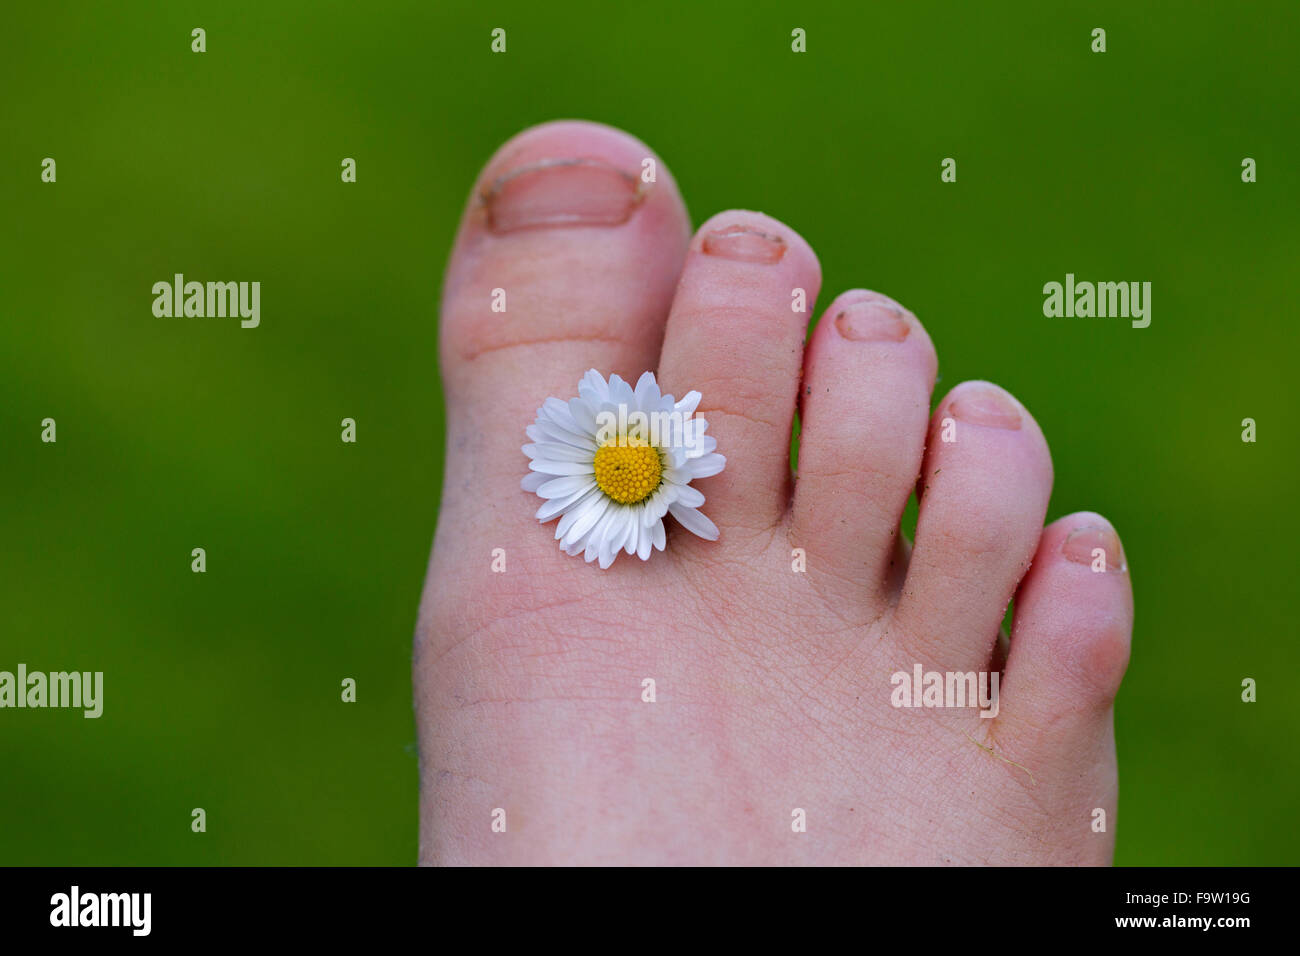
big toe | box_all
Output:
[439,120,691,479]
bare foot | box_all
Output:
[415,121,1133,865]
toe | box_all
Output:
[992,513,1132,860]
[440,119,691,414]
[893,381,1053,670]
[999,512,1134,736]
[655,211,821,538]
[790,290,937,607]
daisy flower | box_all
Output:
[521,369,726,568]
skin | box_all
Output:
[415,120,1134,865]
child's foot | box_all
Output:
[415,121,1134,865]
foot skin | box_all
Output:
[415,121,1134,866]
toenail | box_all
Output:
[948,386,1022,430]
[701,224,787,263]
[1063,526,1128,572]
[481,158,645,233]
[834,300,910,342]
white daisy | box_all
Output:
[521,369,726,568]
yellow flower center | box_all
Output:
[593,438,663,505]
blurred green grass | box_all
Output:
[1,0,1296,864]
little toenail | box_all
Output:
[1063,526,1128,572]
[701,224,787,263]
[482,158,644,233]
[948,386,1022,430]
[835,301,910,342]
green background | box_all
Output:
[2,0,1296,865]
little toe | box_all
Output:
[998,512,1134,740]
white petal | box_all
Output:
[521,471,548,493]
[531,421,597,450]
[687,453,726,479]
[684,434,717,458]
[529,459,595,476]
[536,484,597,521]
[523,442,594,463]
[563,493,610,547]
[585,506,620,565]
[613,507,636,552]
[673,485,705,508]
[567,396,599,435]
[634,371,661,407]
[598,509,631,568]
[609,374,636,410]
[556,490,602,540]
[669,502,719,541]
[538,475,596,498]
[662,465,696,486]
[593,398,621,426]
[678,417,705,451]
[675,390,701,416]
[541,397,583,432]
[583,509,611,564]
[636,520,654,560]
[580,369,611,402]
[642,489,666,526]
[651,519,667,551]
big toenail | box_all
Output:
[482,158,645,233]
[948,386,1022,430]
[835,301,910,342]
[1063,526,1127,572]
[701,225,787,263]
